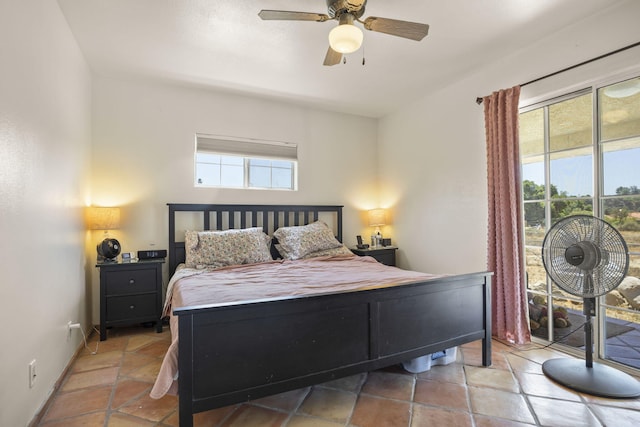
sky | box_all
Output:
[522,147,640,197]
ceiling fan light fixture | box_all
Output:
[328,14,363,54]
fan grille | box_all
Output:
[541,215,629,297]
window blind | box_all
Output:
[196,135,297,160]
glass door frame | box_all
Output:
[521,72,640,375]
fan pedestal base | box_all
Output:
[543,358,640,398]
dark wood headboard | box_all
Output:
[167,204,343,275]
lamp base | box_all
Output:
[542,358,640,398]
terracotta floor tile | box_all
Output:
[581,390,640,409]
[529,396,601,427]
[220,404,288,427]
[360,371,415,401]
[468,387,536,424]
[298,387,357,422]
[40,411,106,426]
[413,379,469,411]
[111,379,152,409]
[72,350,123,372]
[492,340,517,353]
[33,330,640,427]
[125,358,163,383]
[107,412,156,426]
[192,405,239,427]
[120,352,159,376]
[252,387,310,412]
[118,393,178,422]
[350,394,411,427]
[126,334,162,352]
[319,373,367,392]
[162,405,239,427]
[464,365,519,392]
[461,347,509,370]
[473,414,536,427]
[515,371,582,401]
[416,363,465,384]
[410,404,472,427]
[286,414,345,426]
[505,352,544,374]
[590,403,640,427]
[43,386,112,421]
[86,335,129,353]
[461,341,482,350]
[61,366,120,392]
[514,348,569,365]
[135,340,171,358]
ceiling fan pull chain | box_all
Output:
[343,56,346,64]
[362,43,366,65]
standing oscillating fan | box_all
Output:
[541,215,640,398]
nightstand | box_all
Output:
[96,259,164,341]
[351,246,398,266]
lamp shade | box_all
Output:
[368,209,387,227]
[86,207,121,230]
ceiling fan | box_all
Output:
[258,0,430,66]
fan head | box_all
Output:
[97,238,121,262]
[541,215,629,298]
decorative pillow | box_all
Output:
[273,221,342,260]
[184,227,272,268]
[302,244,355,259]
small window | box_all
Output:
[195,135,297,190]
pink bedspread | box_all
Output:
[150,255,440,398]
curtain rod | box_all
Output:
[475,40,640,105]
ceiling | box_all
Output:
[57,0,622,118]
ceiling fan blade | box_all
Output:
[323,46,342,66]
[258,10,330,22]
[363,17,429,41]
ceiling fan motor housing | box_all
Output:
[327,0,366,19]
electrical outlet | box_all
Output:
[29,359,36,388]
[67,321,81,340]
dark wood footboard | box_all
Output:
[175,271,492,427]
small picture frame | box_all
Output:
[121,252,132,262]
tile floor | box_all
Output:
[35,325,640,427]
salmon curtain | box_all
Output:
[483,86,531,344]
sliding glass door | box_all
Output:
[598,78,640,368]
[520,76,640,371]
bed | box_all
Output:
[153,203,492,427]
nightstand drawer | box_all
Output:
[372,252,395,266]
[350,246,397,266]
[104,268,156,295]
[107,294,157,321]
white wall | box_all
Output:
[90,77,378,320]
[0,1,92,426]
[379,0,640,274]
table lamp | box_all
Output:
[87,206,122,262]
[368,208,386,247]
